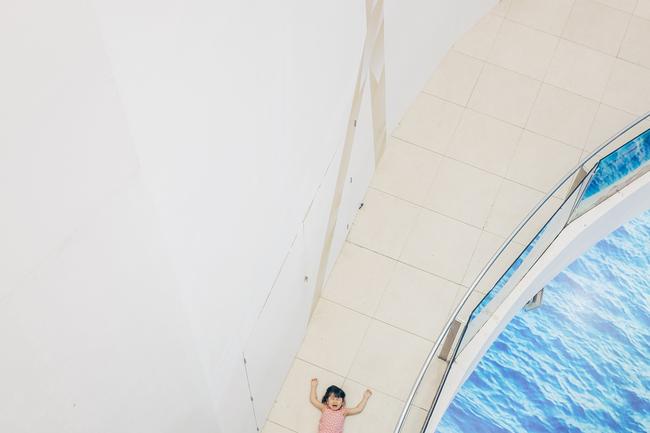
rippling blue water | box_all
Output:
[436,209,650,433]
[471,129,650,324]
[583,130,650,200]
[470,234,539,321]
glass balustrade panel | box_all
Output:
[395,116,650,433]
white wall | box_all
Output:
[327,79,377,277]
[92,1,366,430]
[0,1,218,431]
[384,0,496,130]
[0,179,220,433]
[1,0,366,431]
[1,0,499,431]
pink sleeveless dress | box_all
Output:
[318,407,346,433]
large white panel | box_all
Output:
[216,349,258,433]
[0,0,138,292]
[244,228,312,429]
[92,1,367,389]
[2,0,371,430]
[303,148,344,294]
[327,80,376,278]
[0,178,217,433]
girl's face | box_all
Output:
[326,394,343,410]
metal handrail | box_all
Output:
[393,111,650,433]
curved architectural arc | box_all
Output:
[394,113,650,433]
[427,169,650,431]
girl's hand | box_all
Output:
[311,378,318,387]
[364,389,372,398]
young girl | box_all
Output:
[309,378,372,433]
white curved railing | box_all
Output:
[394,112,650,433]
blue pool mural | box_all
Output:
[582,129,650,201]
[469,130,650,326]
[436,209,650,433]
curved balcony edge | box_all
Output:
[425,169,650,432]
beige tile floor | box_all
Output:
[263,1,650,432]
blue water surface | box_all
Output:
[470,231,540,322]
[582,129,650,201]
[437,209,650,433]
[471,128,650,325]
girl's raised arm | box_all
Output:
[310,378,325,410]
[345,389,372,416]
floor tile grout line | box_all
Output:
[316,295,445,345]
[421,56,473,160]
[586,1,635,154]
[519,24,561,153]
[598,101,640,120]
[616,54,650,74]
[415,64,471,211]
[391,132,503,178]
[304,284,499,410]
[304,299,454,410]
[295,355,411,404]
[394,203,424,272]
[346,239,476,289]
[358,184,538,249]
[454,16,650,100]
[500,125,527,195]
[489,14,565,83]
[322,240,401,324]
[367,178,564,234]
[564,1,650,67]
[608,58,650,112]
[456,177,508,285]
[268,349,430,431]
[632,0,643,16]
[265,420,298,433]
[615,2,636,59]
[515,3,634,58]
[294,355,348,382]
[413,91,592,153]
[555,0,615,155]
[345,235,528,293]
[468,171,510,281]
[592,0,639,15]
[423,48,502,207]
[341,299,374,380]
[367,184,489,230]
[386,135,571,196]
[461,50,489,110]
[417,151,451,225]
[460,10,650,75]
[342,375,437,413]
[504,10,566,181]
[500,0,513,17]
[616,11,650,68]
[471,5,507,111]
[394,126,586,192]
[503,7,571,38]
[368,243,401,319]
[340,376,408,404]
[349,186,544,288]
[321,283,462,337]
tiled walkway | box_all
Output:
[263,1,650,432]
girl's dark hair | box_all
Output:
[321,385,346,403]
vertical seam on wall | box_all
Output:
[310,0,386,316]
[310,55,367,315]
